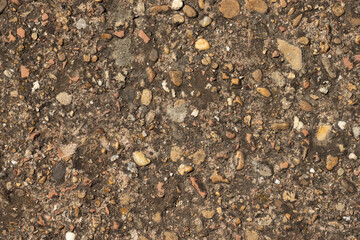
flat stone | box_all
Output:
[138,30,150,43]
[190,149,206,165]
[352,126,360,140]
[252,69,262,82]
[245,0,268,14]
[340,178,356,193]
[52,162,66,182]
[321,56,336,78]
[0,0,7,14]
[20,65,30,78]
[299,100,313,111]
[183,5,197,18]
[166,99,187,123]
[164,231,178,240]
[235,151,245,170]
[256,87,271,97]
[271,122,290,132]
[195,38,210,50]
[141,89,152,106]
[219,0,240,19]
[178,164,193,175]
[170,146,182,162]
[292,13,303,27]
[169,70,183,87]
[245,229,260,240]
[202,209,215,219]
[316,125,332,141]
[256,162,273,177]
[56,92,72,105]
[150,5,170,15]
[76,18,87,29]
[298,37,309,45]
[277,39,302,71]
[326,155,338,171]
[270,71,285,87]
[146,67,156,82]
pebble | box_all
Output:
[166,99,187,123]
[141,89,152,106]
[340,178,356,193]
[352,126,360,139]
[252,69,262,82]
[171,0,183,10]
[282,191,296,202]
[138,30,150,43]
[316,125,332,141]
[76,18,87,30]
[271,122,290,132]
[57,52,66,62]
[256,87,271,97]
[52,162,66,182]
[299,100,313,111]
[178,164,193,176]
[101,33,113,41]
[235,151,245,170]
[149,48,158,62]
[195,38,210,50]
[132,151,151,166]
[292,14,303,27]
[326,155,338,171]
[164,231,178,240]
[277,39,302,71]
[332,3,344,17]
[83,54,91,62]
[31,32,38,40]
[56,92,72,105]
[349,153,357,160]
[298,37,309,45]
[256,162,273,177]
[65,232,76,240]
[211,170,230,183]
[338,121,346,130]
[169,70,183,87]
[245,0,268,14]
[245,229,260,240]
[271,71,285,87]
[170,146,182,162]
[199,16,212,27]
[150,5,170,15]
[202,209,215,219]
[20,65,30,79]
[190,149,206,165]
[146,67,156,82]
[183,5,197,18]
[293,116,304,131]
[110,155,119,162]
[173,14,185,24]
[219,0,240,19]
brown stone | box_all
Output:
[183,5,197,18]
[271,122,290,132]
[299,100,313,111]
[101,33,112,40]
[332,3,344,17]
[150,5,170,15]
[326,155,338,171]
[219,0,240,19]
[252,69,262,82]
[146,67,156,82]
[169,70,183,87]
[245,0,268,14]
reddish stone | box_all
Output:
[20,65,30,78]
[114,31,125,38]
[343,57,353,70]
[190,177,207,198]
[17,27,25,38]
[42,13,48,21]
[138,30,150,43]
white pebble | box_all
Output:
[319,87,329,94]
[199,16,212,27]
[352,126,360,139]
[32,81,40,92]
[110,155,119,162]
[191,109,199,117]
[310,168,315,173]
[349,153,357,160]
[338,121,346,130]
[171,0,183,10]
[65,232,76,240]
[274,179,280,184]
[76,18,87,30]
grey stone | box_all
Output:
[111,38,134,67]
[256,162,273,177]
[56,92,72,105]
[52,162,66,182]
[76,18,87,30]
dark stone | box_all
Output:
[0,0,7,14]
[149,48,158,63]
[52,162,66,182]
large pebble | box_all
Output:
[245,0,268,14]
[183,5,197,18]
[56,92,72,105]
[219,0,240,19]
[199,16,212,27]
[141,89,152,106]
[169,70,183,87]
[171,0,183,10]
[65,232,76,240]
[352,126,360,140]
[326,155,338,171]
[178,164,193,175]
[235,151,245,170]
[195,39,210,50]
[132,151,151,166]
[277,39,302,71]
[316,125,332,141]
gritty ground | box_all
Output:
[0,0,359,239]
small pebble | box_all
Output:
[349,153,357,160]
[171,0,183,10]
[76,18,87,30]
[65,232,76,240]
[56,92,72,105]
[338,121,346,130]
[195,39,210,50]
[199,16,211,27]
[133,151,151,166]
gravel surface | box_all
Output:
[0,0,359,239]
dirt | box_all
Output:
[0,0,360,239]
